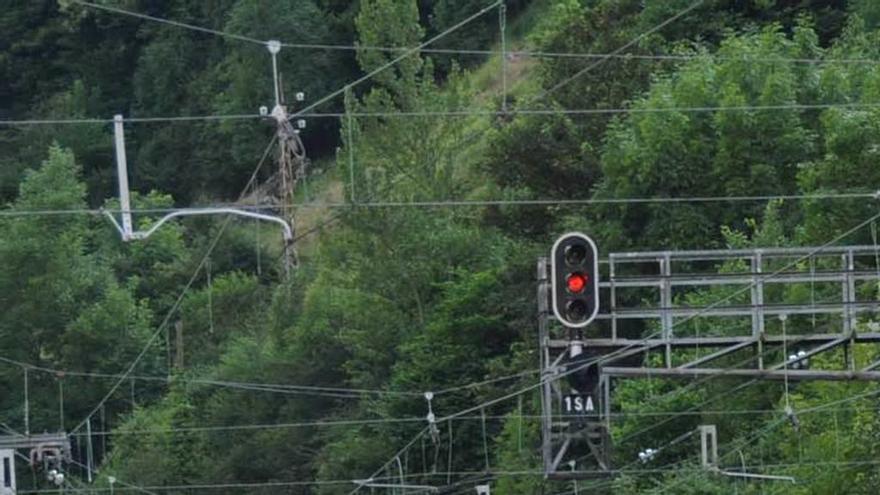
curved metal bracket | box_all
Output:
[103,208,293,243]
[108,115,293,245]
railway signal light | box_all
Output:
[551,233,599,328]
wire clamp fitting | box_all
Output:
[425,391,440,444]
[784,405,800,431]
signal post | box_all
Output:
[539,233,611,479]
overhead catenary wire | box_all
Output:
[16,478,371,494]
[0,365,411,400]
[571,318,855,474]
[65,458,159,495]
[67,0,267,46]
[0,353,544,399]
[349,347,638,494]
[302,101,880,117]
[9,101,880,126]
[68,0,880,67]
[537,0,706,101]
[0,114,261,126]
[549,394,880,495]
[21,459,880,494]
[347,427,432,495]
[290,0,503,119]
[652,415,793,493]
[598,334,880,491]
[43,400,880,439]
[0,191,874,219]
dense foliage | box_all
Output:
[3,0,880,493]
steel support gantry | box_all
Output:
[539,244,880,479]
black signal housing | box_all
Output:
[551,233,599,328]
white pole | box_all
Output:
[267,41,282,108]
[0,449,15,495]
[113,115,133,240]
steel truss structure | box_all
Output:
[539,245,880,479]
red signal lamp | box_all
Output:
[566,272,588,293]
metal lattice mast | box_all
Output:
[266,40,307,272]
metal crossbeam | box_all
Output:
[602,367,880,380]
[586,302,880,320]
[0,434,68,451]
[679,339,757,369]
[606,245,880,260]
[548,332,880,349]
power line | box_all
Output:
[290,191,877,207]
[621,355,880,491]
[0,355,423,398]
[589,319,850,474]
[538,0,707,100]
[68,0,266,45]
[16,479,359,493]
[303,102,880,117]
[347,427,431,495]
[0,353,543,399]
[9,101,880,126]
[292,0,503,119]
[65,458,159,495]
[70,0,880,67]
[57,402,875,438]
[71,417,425,437]
[432,368,542,395]
[0,191,873,219]
[0,114,261,126]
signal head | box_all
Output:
[551,233,599,328]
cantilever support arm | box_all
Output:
[103,208,293,243]
[713,468,796,483]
